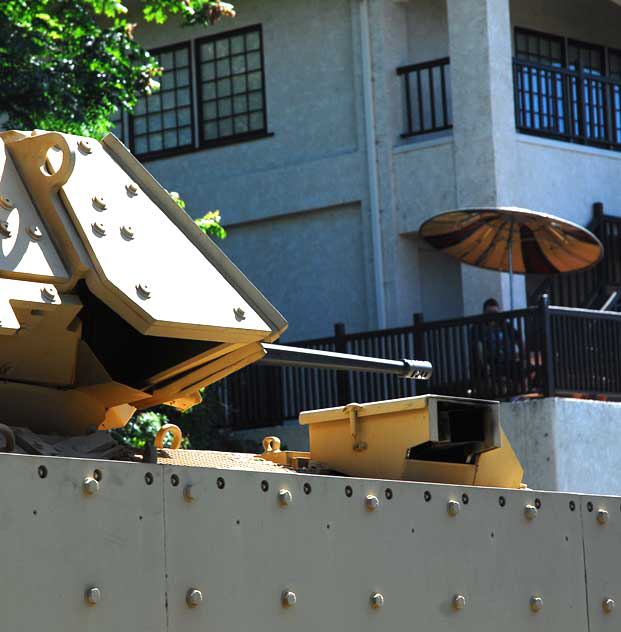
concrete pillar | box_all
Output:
[446,0,524,313]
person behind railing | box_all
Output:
[470,298,522,396]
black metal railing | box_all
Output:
[397,58,452,138]
[221,298,621,428]
[513,59,621,150]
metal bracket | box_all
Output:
[343,403,367,452]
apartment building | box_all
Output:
[114,0,621,340]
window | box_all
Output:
[130,42,194,158]
[196,25,268,146]
[513,28,621,150]
[515,29,564,67]
[109,108,127,144]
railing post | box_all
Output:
[538,294,555,398]
[334,323,351,405]
[413,313,428,395]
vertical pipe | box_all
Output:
[359,0,387,329]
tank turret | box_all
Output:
[0,129,287,434]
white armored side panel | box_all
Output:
[0,455,166,632]
[581,496,621,630]
[163,466,588,632]
[3,453,621,632]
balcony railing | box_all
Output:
[397,58,452,138]
[513,59,621,150]
[220,297,621,429]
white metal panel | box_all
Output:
[0,454,166,632]
[59,135,271,338]
[163,467,588,632]
[581,496,621,631]
[0,139,69,281]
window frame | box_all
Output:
[514,27,565,68]
[195,24,271,150]
[128,41,196,161]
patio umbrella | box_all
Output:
[419,207,603,310]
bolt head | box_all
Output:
[369,592,384,609]
[278,489,292,506]
[83,477,99,496]
[530,596,543,613]
[27,225,43,241]
[0,220,11,238]
[92,222,106,237]
[0,195,14,210]
[183,484,197,503]
[597,509,609,525]
[41,285,57,302]
[92,196,107,210]
[282,591,297,608]
[85,587,101,605]
[453,594,466,611]
[121,225,135,240]
[136,282,151,300]
[78,139,93,154]
[234,307,246,321]
[603,598,615,613]
[186,589,203,608]
[366,494,380,512]
[524,504,538,520]
[126,182,139,196]
[447,500,461,516]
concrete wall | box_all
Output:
[222,204,370,341]
[501,398,621,496]
[510,0,621,52]
[405,0,449,65]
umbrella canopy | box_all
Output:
[419,207,603,275]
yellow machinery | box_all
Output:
[0,130,617,632]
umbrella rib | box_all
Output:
[473,218,508,268]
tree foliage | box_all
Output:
[0,0,234,137]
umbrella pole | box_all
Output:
[508,217,514,311]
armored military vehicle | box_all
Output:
[0,129,616,632]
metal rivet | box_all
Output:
[78,139,93,154]
[27,225,43,241]
[92,222,106,237]
[83,477,99,496]
[530,595,543,613]
[278,489,292,506]
[121,225,135,240]
[453,594,466,611]
[41,285,57,302]
[282,590,297,608]
[366,494,380,512]
[447,500,461,516]
[234,307,246,321]
[92,196,107,210]
[0,195,14,210]
[85,587,101,605]
[186,588,203,608]
[0,220,11,238]
[136,283,151,300]
[524,504,538,520]
[370,592,384,609]
[603,598,615,613]
[126,182,139,196]
[597,509,609,525]
[184,484,197,503]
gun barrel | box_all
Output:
[259,344,432,380]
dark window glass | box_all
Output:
[109,108,126,144]
[130,43,194,157]
[515,29,564,67]
[568,41,605,75]
[197,25,267,145]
